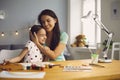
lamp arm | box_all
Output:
[102,34,113,59]
[93,18,110,35]
[93,17,114,59]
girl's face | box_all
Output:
[36,28,47,45]
[41,15,57,32]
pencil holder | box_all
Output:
[91,53,99,64]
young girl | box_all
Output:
[4,25,47,64]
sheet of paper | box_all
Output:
[0,71,46,78]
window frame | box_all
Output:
[68,0,101,47]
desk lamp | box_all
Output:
[81,11,114,63]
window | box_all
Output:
[68,0,101,47]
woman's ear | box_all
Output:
[54,18,57,23]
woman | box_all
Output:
[32,9,68,61]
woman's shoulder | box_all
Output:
[60,31,68,37]
[60,31,69,44]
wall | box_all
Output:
[101,0,120,42]
[0,0,67,44]
[101,0,120,60]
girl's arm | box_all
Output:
[4,48,28,64]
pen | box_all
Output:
[89,63,105,68]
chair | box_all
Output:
[0,49,22,63]
[111,42,120,60]
[64,44,73,60]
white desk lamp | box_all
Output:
[82,11,114,63]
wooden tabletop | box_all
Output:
[0,59,120,80]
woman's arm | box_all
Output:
[31,32,68,60]
[5,48,28,63]
[39,42,66,60]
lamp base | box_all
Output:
[98,58,112,63]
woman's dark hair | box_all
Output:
[30,25,42,41]
[38,9,60,50]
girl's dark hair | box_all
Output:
[38,9,60,50]
[30,25,42,41]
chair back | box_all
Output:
[111,42,120,60]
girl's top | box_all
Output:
[23,40,43,63]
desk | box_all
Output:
[0,60,120,80]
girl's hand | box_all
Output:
[3,59,10,65]
[44,46,50,51]
[43,46,50,54]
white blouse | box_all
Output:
[23,40,43,63]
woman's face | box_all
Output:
[36,28,47,45]
[41,15,57,32]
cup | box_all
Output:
[91,53,99,64]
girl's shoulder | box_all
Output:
[26,40,34,44]
[25,40,35,47]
